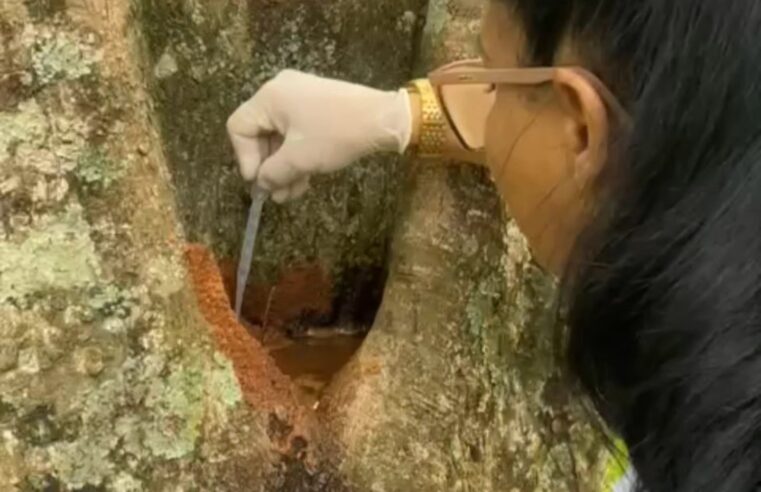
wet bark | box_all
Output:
[0,0,611,490]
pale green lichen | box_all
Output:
[0,307,64,380]
[111,472,144,492]
[143,254,186,298]
[0,3,260,489]
[0,99,49,162]
[30,29,98,86]
[420,0,451,42]
[208,353,243,408]
[141,353,243,460]
[1,107,88,176]
[464,273,502,344]
[43,349,244,488]
[75,147,124,190]
[0,204,101,303]
[45,375,124,487]
[143,362,205,459]
[0,431,24,490]
[45,376,126,487]
[48,431,118,489]
[465,292,488,338]
[60,284,140,335]
[86,285,135,320]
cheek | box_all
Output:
[485,93,547,210]
[485,95,517,184]
[484,93,578,243]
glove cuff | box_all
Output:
[375,88,414,155]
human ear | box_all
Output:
[552,68,610,187]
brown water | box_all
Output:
[243,322,366,406]
[221,259,375,406]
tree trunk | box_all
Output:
[0,0,611,491]
[320,2,611,490]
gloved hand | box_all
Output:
[227,70,413,203]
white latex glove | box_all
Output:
[227,70,412,203]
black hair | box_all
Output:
[503,1,761,490]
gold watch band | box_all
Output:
[406,78,447,158]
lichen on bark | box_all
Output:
[318,2,611,491]
[0,3,276,490]
[1,0,613,490]
[136,0,427,291]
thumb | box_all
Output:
[227,90,279,181]
[256,140,313,191]
[229,134,270,181]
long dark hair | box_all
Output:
[504,1,761,490]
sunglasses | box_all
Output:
[428,58,631,162]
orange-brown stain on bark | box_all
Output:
[184,244,303,417]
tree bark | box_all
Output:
[0,0,611,490]
[0,1,283,490]
[320,2,610,490]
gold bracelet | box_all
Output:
[405,78,447,158]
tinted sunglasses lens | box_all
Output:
[439,83,494,150]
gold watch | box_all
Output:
[405,78,447,158]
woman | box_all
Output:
[227,1,761,490]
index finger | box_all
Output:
[227,92,279,180]
[226,90,276,137]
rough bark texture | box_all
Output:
[319,2,610,491]
[138,0,426,289]
[0,1,280,490]
[0,0,612,490]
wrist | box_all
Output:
[404,79,447,158]
[374,88,415,154]
[406,89,422,151]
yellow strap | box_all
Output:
[405,78,448,157]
